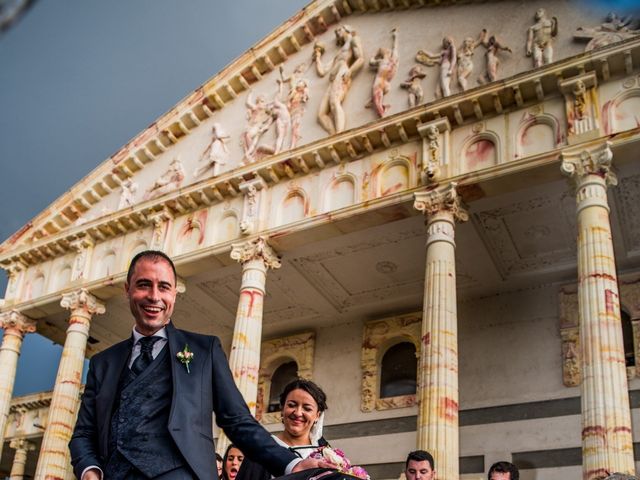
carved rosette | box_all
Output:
[231,237,281,270]
[60,289,106,328]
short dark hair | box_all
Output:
[215,453,223,463]
[405,450,435,471]
[126,250,177,284]
[279,378,328,412]
[488,461,519,480]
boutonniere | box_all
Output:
[176,344,194,373]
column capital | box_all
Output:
[414,183,469,223]
[60,289,105,317]
[9,438,35,451]
[231,237,281,270]
[0,311,36,335]
[561,141,617,187]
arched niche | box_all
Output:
[516,115,560,159]
[54,264,72,292]
[29,272,46,300]
[379,341,417,398]
[216,212,239,243]
[378,157,412,197]
[278,190,307,225]
[175,215,204,255]
[461,134,499,173]
[608,90,640,134]
[97,250,117,279]
[128,240,148,260]
[325,175,356,212]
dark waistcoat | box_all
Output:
[106,345,186,478]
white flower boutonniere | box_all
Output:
[177,344,194,373]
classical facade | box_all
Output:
[1,1,640,479]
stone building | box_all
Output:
[1,1,640,479]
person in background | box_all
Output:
[223,445,244,480]
[216,453,223,479]
[404,450,436,480]
[488,461,519,480]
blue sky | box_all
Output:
[0,0,308,396]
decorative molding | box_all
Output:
[559,279,640,385]
[414,183,469,223]
[60,289,106,319]
[230,236,281,270]
[256,332,315,424]
[4,38,640,269]
[361,312,421,412]
[0,311,37,337]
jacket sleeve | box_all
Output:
[69,357,103,479]
[210,336,297,476]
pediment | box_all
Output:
[0,0,629,260]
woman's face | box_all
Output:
[281,388,321,442]
[225,447,244,480]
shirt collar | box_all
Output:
[132,325,168,345]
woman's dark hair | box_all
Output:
[279,378,328,412]
[222,444,242,480]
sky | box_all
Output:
[0,0,309,396]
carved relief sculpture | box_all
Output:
[526,8,558,68]
[313,25,364,134]
[422,124,441,183]
[400,66,426,108]
[457,31,484,91]
[366,28,399,117]
[239,178,265,235]
[117,178,138,210]
[242,91,274,163]
[194,123,230,178]
[479,32,512,83]
[416,36,456,97]
[269,83,292,155]
[144,158,185,200]
[279,64,310,149]
[574,13,640,51]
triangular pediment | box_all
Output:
[0,0,629,262]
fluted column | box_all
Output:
[35,289,105,479]
[413,183,468,480]
[9,438,35,480]
[218,237,280,454]
[0,312,36,457]
[561,142,635,479]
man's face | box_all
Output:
[405,460,435,480]
[125,257,176,336]
[489,473,511,480]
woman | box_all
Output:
[223,444,245,480]
[236,379,329,480]
[216,452,224,478]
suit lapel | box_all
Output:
[97,338,132,453]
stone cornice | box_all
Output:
[2,37,640,270]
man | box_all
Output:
[404,450,436,480]
[488,461,519,480]
[70,250,327,479]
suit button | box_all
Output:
[119,418,125,424]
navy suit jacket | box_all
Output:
[69,322,296,479]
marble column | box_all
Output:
[0,311,36,457]
[561,142,635,479]
[35,289,105,479]
[218,237,280,453]
[9,438,35,480]
[413,183,468,480]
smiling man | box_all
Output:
[69,250,328,479]
[404,450,436,480]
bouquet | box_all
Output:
[309,446,370,480]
